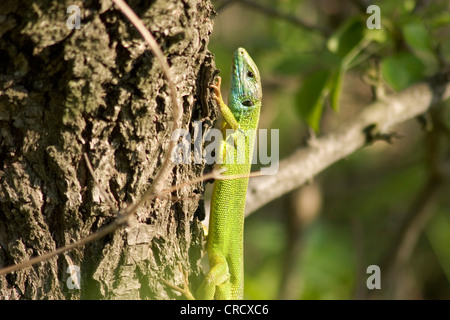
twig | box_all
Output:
[112,0,183,198]
[0,220,121,276]
[215,0,238,12]
[375,104,448,299]
[83,153,117,211]
[0,167,263,276]
[349,0,370,13]
[161,262,196,300]
[0,1,181,277]
[244,77,450,216]
[377,175,442,299]
[277,189,303,300]
[238,0,331,36]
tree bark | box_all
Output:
[0,0,216,299]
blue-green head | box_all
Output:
[229,48,262,122]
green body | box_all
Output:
[199,48,262,299]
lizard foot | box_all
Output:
[210,76,224,106]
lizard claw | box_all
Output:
[210,76,223,105]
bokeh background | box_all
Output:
[208,0,450,299]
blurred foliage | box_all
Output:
[209,0,450,299]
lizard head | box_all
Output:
[230,48,262,121]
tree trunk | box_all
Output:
[0,0,216,299]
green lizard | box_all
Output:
[199,47,262,299]
[164,47,261,299]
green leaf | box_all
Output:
[327,18,365,61]
[364,26,388,44]
[274,53,316,76]
[296,70,331,132]
[402,0,415,12]
[426,211,450,283]
[381,52,425,91]
[402,21,432,52]
[329,67,344,112]
[431,12,450,28]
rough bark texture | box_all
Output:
[0,0,216,299]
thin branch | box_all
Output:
[161,262,196,300]
[83,153,117,211]
[0,219,121,276]
[277,188,305,299]
[112,0,183,198]
[244,76,450,216]
[237,0,331,36]
[0,1,181,277]
[378,174,442,299]
[5,74,446,276]
[0,167,263,276]
[215,0,238,12]
[375,103,449,298]
[349,0,370,13]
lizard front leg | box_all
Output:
[211,76,240,131]
[211,76,246,165]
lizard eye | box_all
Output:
[242,100,254,107]
[247,71,254,78]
